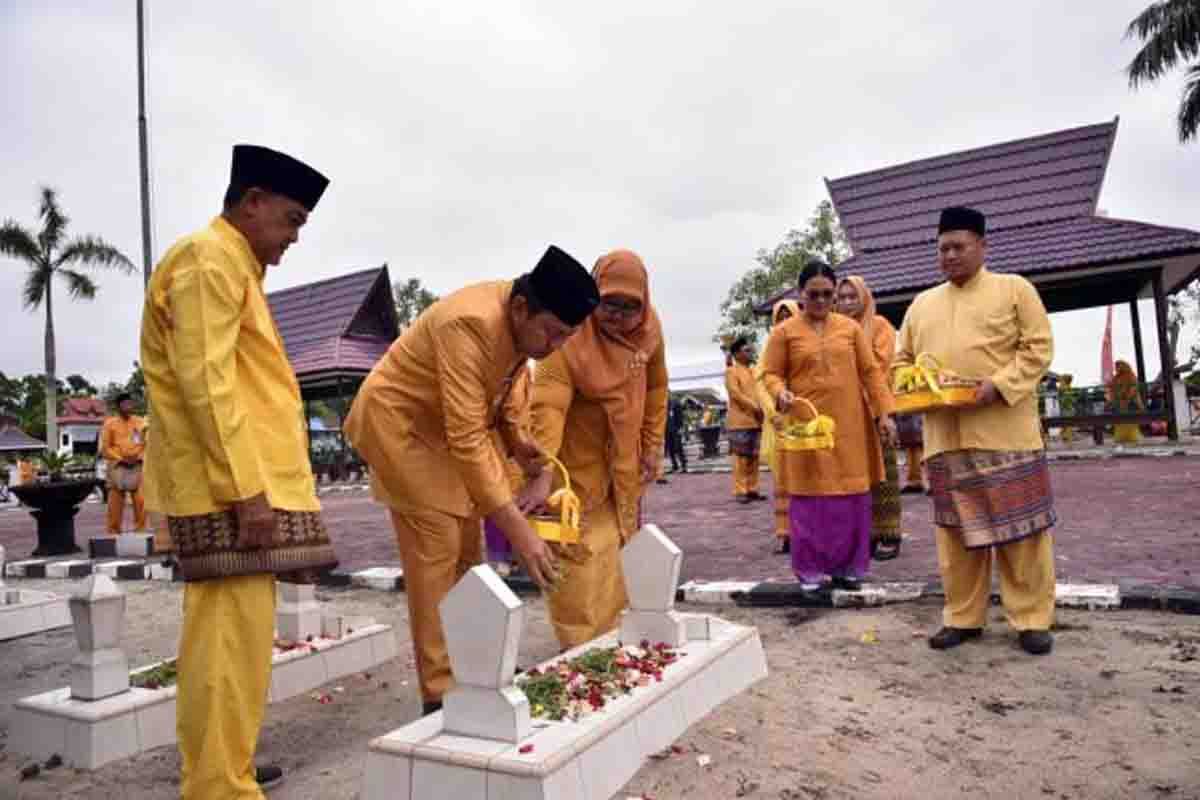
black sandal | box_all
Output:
[871,538,902,561]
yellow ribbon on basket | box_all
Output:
[778,397,836,451]
[528,453,582,544]
[892,352,948,400]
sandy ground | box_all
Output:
[1,581,1197,800]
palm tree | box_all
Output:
[1125,0,1200,143]
[0,187,134,453]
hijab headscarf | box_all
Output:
[838,275,877,339]
[772,299,801,328]
[561,249,663,533]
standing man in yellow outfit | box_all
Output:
[725,337,765,504]
[141,144,338,797]
[897,206,1057,656]
[100,393,147,534]
[344,246,599,716]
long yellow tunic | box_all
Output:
[724,363,760,430]
[140,216,318,516]
[896,268,1053,459]
[531,342,668,646]
[344,281,522,518]
[100,415,146,467]
[763,313,894,496]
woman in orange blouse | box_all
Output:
[836,276,903,560]
[763,261,897,590]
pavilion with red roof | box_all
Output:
[760,118,1200,438]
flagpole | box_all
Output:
[136,0,153,289]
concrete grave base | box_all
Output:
[9,622,399,769]
[362,613,767,800]
[0,588,71,641]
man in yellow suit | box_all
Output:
[898,206,1057,657]
[141,144,335,797]
[100,393,146,534]
[725,337,765,504]
[345,246,599,716]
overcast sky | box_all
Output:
[2,1,1197,390]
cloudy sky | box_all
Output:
[2,1,1198,390]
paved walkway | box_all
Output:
[3,456,1196,588]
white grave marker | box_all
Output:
[68,575,129,701]
[276,582,322,642]
[619,524,687,647]
[438,565,530,742]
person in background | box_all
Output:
[665,395,688,475]
[528,249,668,648]
[141,144,338,796]
[764,261,896,590]
[836,276,904,560]
[725,336,765,504]
[1109,360,1144,444]
[100,392,147,535]
[897,206,1057,656]
[757,299,800,553]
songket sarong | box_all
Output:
[728,428,761,458]
[789,493,872,582]
[926,449,1056,550]
[870,447,902,548]
[895,413,924,450]
[169,508,338,582]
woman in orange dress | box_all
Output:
[763,261,896,590]
[836,276,903,560]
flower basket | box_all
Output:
[777,397,836,452]
[528,454,581,545]
[892,353,979,414]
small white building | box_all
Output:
[55,397,108,458]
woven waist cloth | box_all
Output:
[169,508,338,582]
[927,448,1056,550]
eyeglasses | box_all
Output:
[599,298,643,317]
[805,289,835,302]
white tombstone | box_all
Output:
[68,575,129,701]
[276,582,322,643]
[619,524,687,647]
[438,565,530,743]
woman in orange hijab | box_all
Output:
[837,275,903,560]
[528,249,669,648]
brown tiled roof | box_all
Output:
[757,118,1200,312]
[56,397,107,425]
[266,266,399,380]
[0,425,46,451]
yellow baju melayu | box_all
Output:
[897,267,1056,631]
[725,361,762,497]
[756,300,801,541]
[100,414,147,534]
[344,281,526,704]
[530,251,668,649]
[142,216,322,799]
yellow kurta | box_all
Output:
[344,281,525,703]
[141,216,318,516]
[140,215,316,799]
[345,281,521,519]
[763,313,894,496]
[896,267,1053,459]
[724,363,760,430]
[531,342,668,647]
[897,267,1056,633]
[756,342,788,537]
[100,415,147,533]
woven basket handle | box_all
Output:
[791,396,820,423]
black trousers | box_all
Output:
[666,430,687,472]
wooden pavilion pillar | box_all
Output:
[1151,269,1179,440]
[1129,298,1147,405]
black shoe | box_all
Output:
[422,700,443,716]
[929,627,983,650]
[736,495,751,504]
[831,576,862,591]
[656,478,669,485]
[747,491,768,501]
[256,766,285,791]
[774,538,791,555]
[1018,630,1053,655]
[900,485,924,495]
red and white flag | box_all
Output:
[1100,306,1115,385]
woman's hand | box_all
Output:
[515,468,553,514]
[877,415,898,448]
[776,389,796,413]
